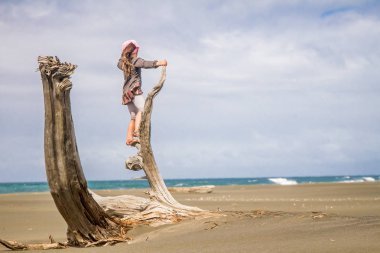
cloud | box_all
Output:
[0,0,380,182]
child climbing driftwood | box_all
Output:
[117,40,167,146]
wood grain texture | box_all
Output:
[38,56,126,246]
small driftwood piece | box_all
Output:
[125,153,143,171]
[168,185,215,194]
[0,238,67,251]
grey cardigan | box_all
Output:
[117,57,157,104]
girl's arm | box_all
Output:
[133,58,168,68]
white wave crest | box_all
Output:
[341,177,376,183]
[269,178,298,185]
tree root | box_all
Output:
[91,190,216,227]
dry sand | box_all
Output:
[1,182,379,252]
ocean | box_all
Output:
[0,175,379,194]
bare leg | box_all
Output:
[132,95,145,137]
[134,111,142,136]
[126,119,137,145]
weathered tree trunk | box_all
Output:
[136,67,202,211]
[38,56,127,246]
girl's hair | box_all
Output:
[120,43,136,77]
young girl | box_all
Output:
[117,40,167,146]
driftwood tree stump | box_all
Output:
[0,56,210,250]
[39,56,126,246]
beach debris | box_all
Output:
[204,221,219,230]
[0,238,68,250]
[227,210,290,219]
[49,235,55,243]
[132,175,148,180]
[311,212,328,220]
[168,185,215,194]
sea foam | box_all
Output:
[269,178,298,185]
[341,177,376,183]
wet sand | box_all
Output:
[1,182,379,252]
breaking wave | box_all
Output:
[340,176,376,183]
[269,178,298,185]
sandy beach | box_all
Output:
[1,182,379,252]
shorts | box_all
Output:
[127,94,145,119]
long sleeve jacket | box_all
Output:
[117,57,157,104]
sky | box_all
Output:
[0,0,379,182]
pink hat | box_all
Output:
[121,40,139,54]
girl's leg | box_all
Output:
[134,112,142,136]
[133,95,145,136]
[126,119,136,145]
[126,103,138,145]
